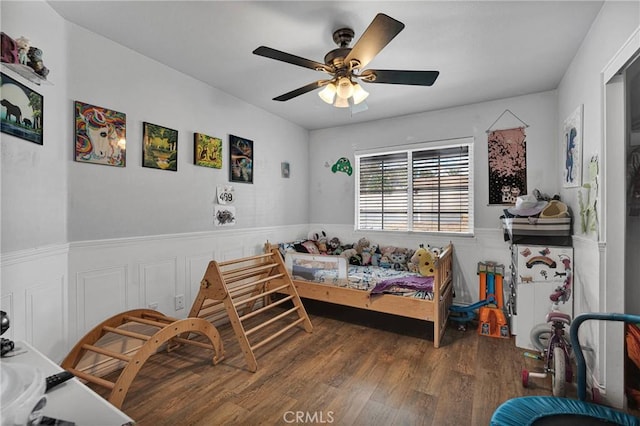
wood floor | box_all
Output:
[88,301,640,425]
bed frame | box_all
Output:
[265,242,454,348]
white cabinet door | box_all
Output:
[514,281,573,349]
[514,245,573,284]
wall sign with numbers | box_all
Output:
[217,185,235,205]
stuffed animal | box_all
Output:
[27,46,49,78]
[340,248,358,260]
[390,249,409,271]
[327,237,341,255]
[307,230,327,242]
[15,36,30,65]
[378,246,396,268]
[354,237,370,254]
[410,244,436,277]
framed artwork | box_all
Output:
[563,104,583,188]
[194,132,222,169]
[487,127,527,205]
[1,72,43,145]
[281,162,290,178]
[75,100,126,167]
[229,134,253,183]
[143,122,178,171]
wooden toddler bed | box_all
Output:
[264,241,454,348]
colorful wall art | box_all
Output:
[1,72,43,145]
[194,132,222,169]
[143,122,178,171]
[229,134,253,183]
[75,100,126,166]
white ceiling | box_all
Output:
[48,1,604,131]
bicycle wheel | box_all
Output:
[530,323,551,353]
[552,345,566,397]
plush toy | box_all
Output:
[294,240,320,254]
[27,46,49,78]
[340,248,358,260]
[378,246,396,268]
[15,36,30,65]
[410,244,436,277]
[307,230,327,242]
[390,248,409,271]
[354,237,370,254]
[327,237,341,255]
[370,244,381,266]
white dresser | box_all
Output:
[509,244,574,349]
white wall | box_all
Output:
[1,1,69,252]
[309,90,560,303]
[557,0,640,408]
[1,1,312,360]
[65,23,310,241]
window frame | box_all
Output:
[355,137,474,236]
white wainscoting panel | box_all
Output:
[76,266,128,333]
[187,253,215,309]
[1,244,69,361]
[140,258,178,314]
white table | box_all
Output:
[1,341,135,426]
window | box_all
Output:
[356,137,473,234]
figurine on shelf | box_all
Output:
[27,46,49,78]
[15,36,30,65]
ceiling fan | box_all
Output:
[253,13,439,108]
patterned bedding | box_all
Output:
[291,263,434,300]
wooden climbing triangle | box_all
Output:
[189,251,313,372]
[61,309,224,409]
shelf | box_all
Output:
[1,62,51,85]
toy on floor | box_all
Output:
[449,261,510,338]
[522,257,573,397]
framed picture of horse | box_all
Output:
[143,122,178,171]
[74,100,126,166]
[1,72,43,145]
[229,134,253,183]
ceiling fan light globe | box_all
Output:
[334,96,349,108]
[336,77,354,99]
[352,83,369,105]
[318,83,337,104]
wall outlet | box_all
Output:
[148,302,159,310]
[175,294,185,310]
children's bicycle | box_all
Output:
[522,274,573,397]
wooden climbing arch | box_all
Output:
[61,309,224,409]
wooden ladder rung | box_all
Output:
[222,263,279,284]
[227,273,285,294]
[141,311,178,322]
[231,283,288,307]
[239,295,294,322]
[124,315,171,328]
[103,325,152,341]
[250,317,306,351]
[66,366,116,390]
[217,253,273,267]
[244,306,299,336]
[81,343,132,362]
[170,336,213,349]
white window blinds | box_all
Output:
[356,138,473,234]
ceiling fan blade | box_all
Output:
[253,46,331,72]
[345,13,405,70]
[360,69,440,86]
[273,80,330,101]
